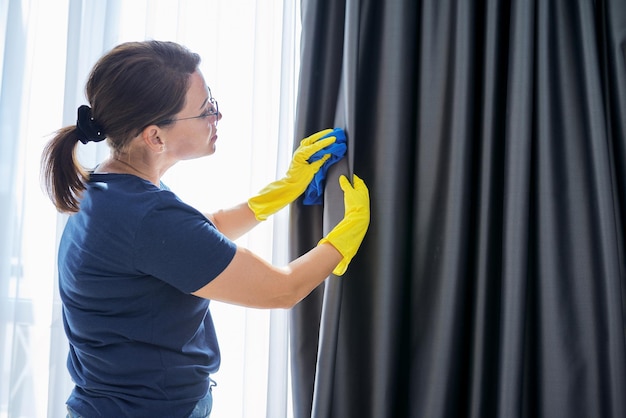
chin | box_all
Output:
[202,146,216,158]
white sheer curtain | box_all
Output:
[0,0,300,417]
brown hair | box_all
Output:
[41,40,201,213]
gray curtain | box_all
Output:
[289,1,626,417]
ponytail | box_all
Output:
[41,40,201,213]
[41,126,90,213]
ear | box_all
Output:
[140,125,165,152]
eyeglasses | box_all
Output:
[158,87,219,126]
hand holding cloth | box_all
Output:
[248,129,338,220]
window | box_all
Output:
[0,1,300,417]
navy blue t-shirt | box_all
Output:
[59,173,237,417]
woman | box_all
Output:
[41,40,369,418]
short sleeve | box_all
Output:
[133,195,237,293]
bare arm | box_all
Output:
[204,202,260,241]
[198,174,370,309]
[192,243,342,309]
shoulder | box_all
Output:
[86,173,197,216]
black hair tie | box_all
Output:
[76,105,106,144]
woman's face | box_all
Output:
[161,70,222,160]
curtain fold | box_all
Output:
[290,1,626,417]
[289,1,346,417]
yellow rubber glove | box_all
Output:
[248,129,337,221]
[318,174,370,275]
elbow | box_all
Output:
[269,280,310,309]
[270,293,302,309]
[258,268,307,309]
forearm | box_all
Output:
[283,242,343,304]
[205,202,260,240]
[194,173,369,309]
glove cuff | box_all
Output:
[247,199,269,221]
[318,237,351,276]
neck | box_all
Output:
[96,153,163,186]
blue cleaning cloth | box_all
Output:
[303,128,347,205]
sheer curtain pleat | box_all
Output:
[0,1,298,417]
